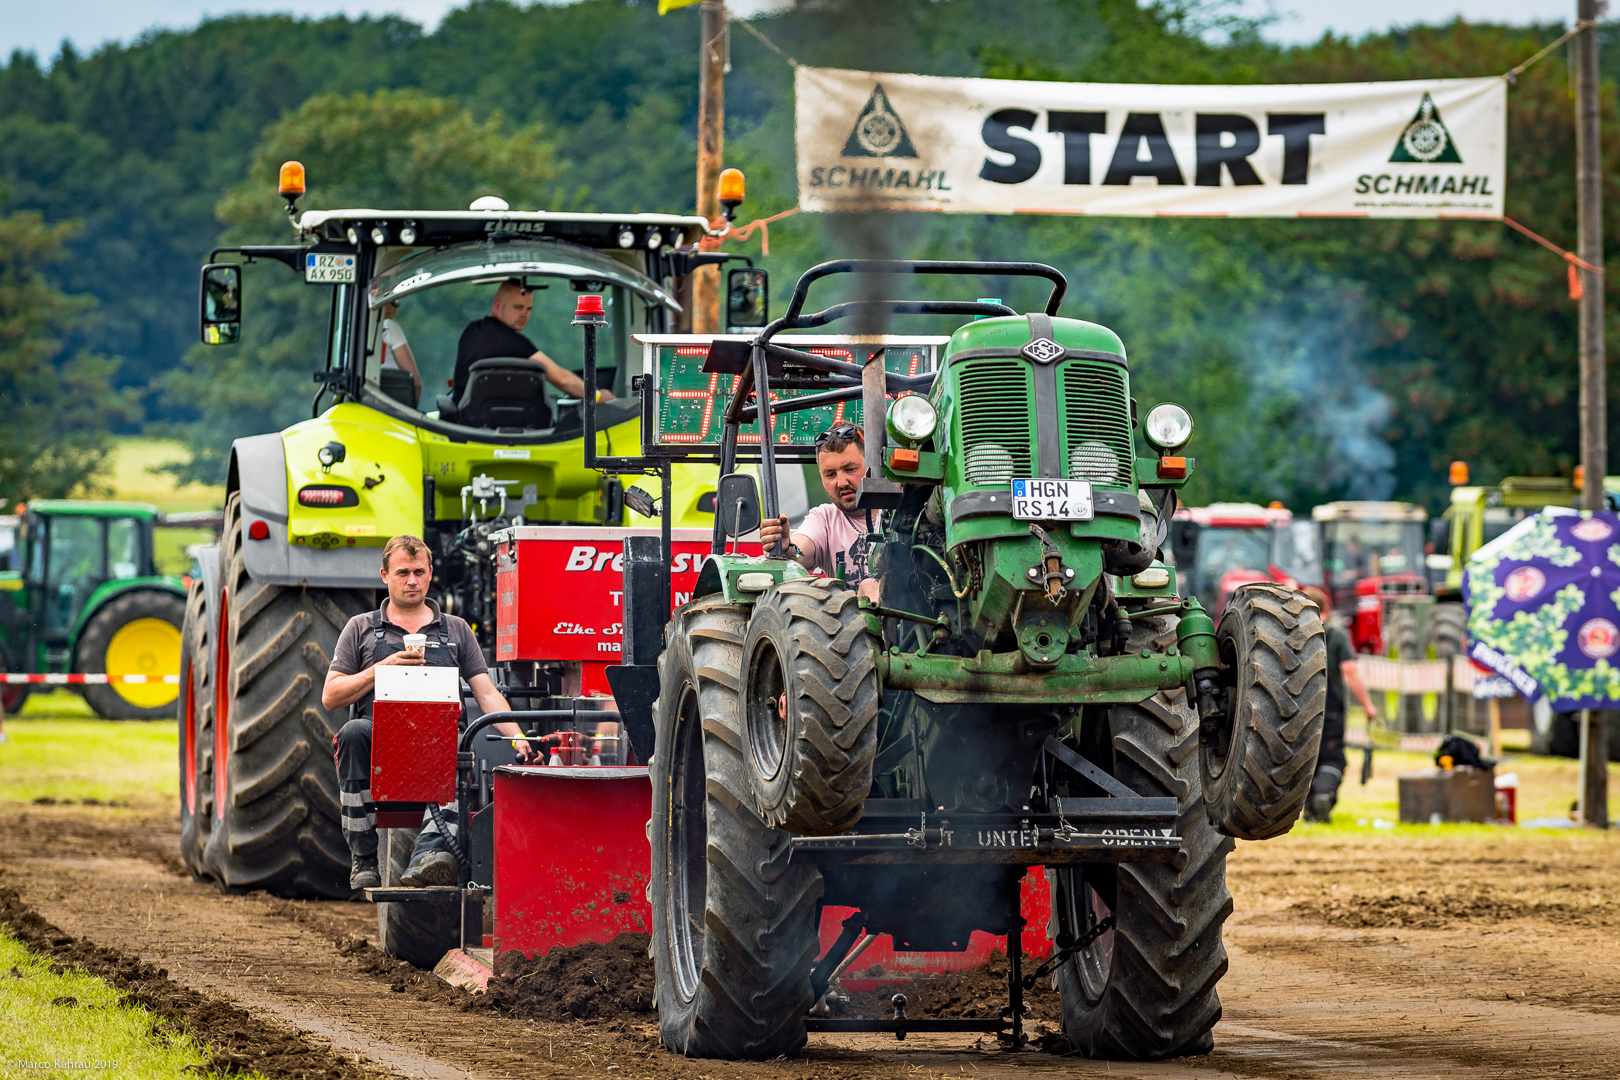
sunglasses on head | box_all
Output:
[814,421,862,448]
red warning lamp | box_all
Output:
[1157,456,1188,480]
[718,168,745,221]
[572,293,607,326]
[279,160,306,198]
[1268,500,1285,510]
[1575,464,1587,491]
[1449,460,1469,485]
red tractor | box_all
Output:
[1168,502,1317,618]
[1312,501,1433,729]
[1311,501,1429,655]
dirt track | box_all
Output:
[4,804,1620,1079]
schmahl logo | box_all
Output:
[842,84,918,158]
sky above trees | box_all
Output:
[0,0,1580,59]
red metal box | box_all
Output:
[492,765,654,968]
[371,666,461,804]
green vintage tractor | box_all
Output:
[599,260,1327,1059]
[0,500,199,719]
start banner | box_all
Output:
[795,66,1506,218]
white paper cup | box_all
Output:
[402,633,427,654]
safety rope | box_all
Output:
[729,13,800,68]
[1501,21,1596,84]
[712,205,803,256]
[1501,215,1605,300]
[1,673,180,684]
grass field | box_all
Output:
[0,930,230,1080]
[84,438,225,515]
[0,693,176,810]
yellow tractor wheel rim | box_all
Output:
[105,617,182,708]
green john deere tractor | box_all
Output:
[598,260,1327,1059]
[179,166,766,898]
[0,500,196,720]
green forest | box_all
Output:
[0,0,1613,510]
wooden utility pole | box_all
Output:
[692,0,726,333]
[1576,0,1608,826]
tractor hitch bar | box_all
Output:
[789,801,1179,865]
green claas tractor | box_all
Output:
[178,166,764,898]
[0,500,199,720]
[592,260,1326,1059]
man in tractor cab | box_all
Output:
[759,420,883,602]
[1301,585,1380,822]
[453,279,616,420]
[323,535,536,890]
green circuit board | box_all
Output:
[650,340,934,447]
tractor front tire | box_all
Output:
[1051,692,1234,1059]
[740,579,879,835]
[651,596,824,1059]
[178,579,213,878]
[77,590,186,720]
[200,492,371,898]
[377,826,459,969]
[1201,583,1326,841]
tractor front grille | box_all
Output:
[957,359,1034,486]
[1059,362,1134,489]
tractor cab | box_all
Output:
[1169,502,1316,617]
[1312,500,1427,654]
[0,501,189,719]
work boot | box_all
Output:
[349,854,380,891]
[400,850,457,888]
[1304,792,1335,824]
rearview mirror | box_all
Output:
[716,473,761,538]
[726,267,768,329]
[199,264,241,345]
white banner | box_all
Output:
[796,67,1506,218]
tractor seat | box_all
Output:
[438,358,550,430]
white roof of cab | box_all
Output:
[297,209,710,231]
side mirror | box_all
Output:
[725,267,768,329]
[716,473,761,538]
[199,264,241,345]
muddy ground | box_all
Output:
[4,805,1620,1079]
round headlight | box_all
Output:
[1144,402,1193,451]
[887,394,938,445]
[618,227,635,249]
[370,226,388,246]
[645,229,663,250]
[345,226,359,246]
[398,225,417,245]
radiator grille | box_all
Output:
[1060,363,1134,488]
[957,360,1033,486]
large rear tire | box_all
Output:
[1201,583,1325,841]
[199,491,372,898]
[178,579,212,877]
[377,826,459,969]
[77,590,186,720]
[1052,692,1233,1059]
[740,579,879,835]
[651,596,824,1059]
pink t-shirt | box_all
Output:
[796,503,882,586]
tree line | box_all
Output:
[0,0,1611,509]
